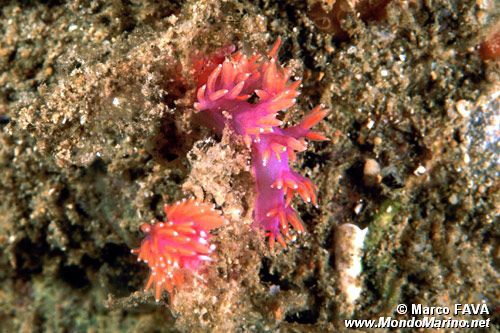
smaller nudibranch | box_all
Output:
[131,198,224,302]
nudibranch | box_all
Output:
[131,198,224,302]
[193,38,328,249]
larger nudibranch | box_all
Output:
[131,199,224,302]
[193,38,327,249]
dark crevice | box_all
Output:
[149,193,162,213]
[58,264,90,289]
[345,160,384,200]
[301,151,329,170]
[382,168,405,189]
[100,243,130,267]
[14,237,46,278]
[285,309,318,324]
[124,166,146,181]
[149,117,186,163]
[100,243,146,295]
[0,114,11,125]
[285,276,322,324]
[259,257,292,291]
[348,121,375,152]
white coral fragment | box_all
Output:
[335,223,368,307]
